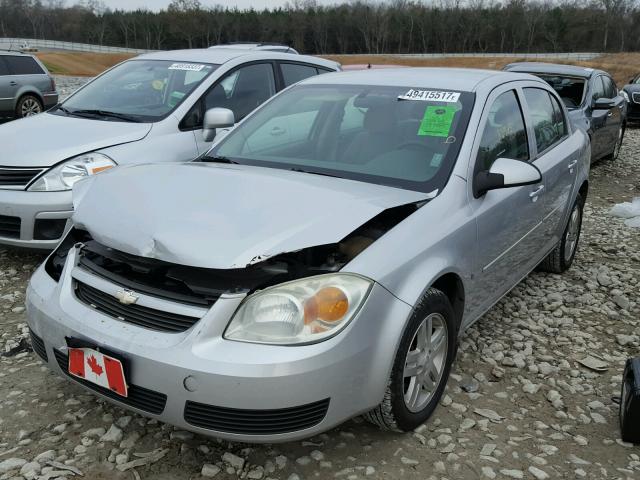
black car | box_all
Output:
[622,74,640,124]
[504,62,626,162]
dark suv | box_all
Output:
[504,62,626,162]
[0,52,58,119]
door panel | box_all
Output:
[0,58,16,112]
[468,88,546,315]
[590,76,610,159]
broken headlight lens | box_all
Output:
[28,153,116,192]
[225,274,373,345]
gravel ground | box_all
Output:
[53,76,91,101]
[0,79,639,479]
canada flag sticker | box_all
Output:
[68,348,128,397]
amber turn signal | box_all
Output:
[304,286,349,324]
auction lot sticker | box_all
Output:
[169,63,206,72]
[399,89,460,103]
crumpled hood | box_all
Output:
[72,163,429,269]
[0,113,152,167]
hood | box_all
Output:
[624,83,640,94]
[0,113,152,167]
[72,163,429,269]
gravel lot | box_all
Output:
[0,77,639,480]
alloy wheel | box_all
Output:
[563,204,581,263]
[21,98,42,117]
[403,312,449,413]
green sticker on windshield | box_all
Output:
[418,105,458,137]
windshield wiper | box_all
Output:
[201,155,239,164]
[54,104,73,115]
[70,109,142,123]
[289,167,341,178]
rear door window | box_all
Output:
[5,56,44,75]
[0,58,9,75]
[281,63,319,87]
[524,88,565,154]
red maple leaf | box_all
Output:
[87,355,103,376]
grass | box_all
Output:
[35,51,639,85]
[323,53,640,85]
[36,52,135,76]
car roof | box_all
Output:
[209,43,299,54]
[299,67,542,92]
[136,48,337,69]
[0,51,31,57]
[504,62,601,78]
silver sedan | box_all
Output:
[27,68,590,442]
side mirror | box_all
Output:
[593,97,615,109]
[473,157,542,198]
[203,108,235,142]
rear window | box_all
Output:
[281,63,319,87]
[5,56,44,75]
[535,74,586,109]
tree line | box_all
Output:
[1,0,639,55]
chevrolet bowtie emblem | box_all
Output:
[114,288,139,305]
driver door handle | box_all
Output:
[529,185,545,199]
[270,126,286,137]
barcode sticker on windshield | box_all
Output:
[169,63,206,72]
[399,89,460,103]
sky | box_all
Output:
[97,0,342,11]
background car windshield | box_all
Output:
[213,84,474,192]
[536,74,585,109]
[63,60,217,122]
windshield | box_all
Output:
[209,84,474,192]
[535,74,586,109]
[61,60,218,122]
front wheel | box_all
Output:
[538,193,584,273]
[363,288,456,432]
[16,95,43,118]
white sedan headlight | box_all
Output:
[225,274,373,345]
[621,90,630,103]
[28,153,116,192]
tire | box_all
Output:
[605,124,625,161]
[538,193,584,274]
[16,95,43,118]
[363,288,456,432]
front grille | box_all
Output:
[29,329,48,362]
[0,215,21,238]
[633,92,640,104]
[0,167,44,188]
[184,398,330,435]
[54,349,167,414]
[75,281,201,333]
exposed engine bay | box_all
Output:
[46,203,421,306]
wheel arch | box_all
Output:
[14,89,44,109]
[429,272,465,333]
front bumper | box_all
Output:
[627,102,640,122]
[26,247,412,443]
[0,188,72,249]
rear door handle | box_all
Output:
[529,185,545,199]
[270,126,286,137]
[568,160,578,171]
[9,81,17,86]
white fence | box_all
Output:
[341,52,603,61]
[0,38,154,54]
[0,38,602,61]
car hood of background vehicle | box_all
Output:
[0,113,152,167]
[624,84,640,95]
[72,162,430,269]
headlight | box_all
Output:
[225,274,373,345]
[28,153,115,191]
[621,91,630,103]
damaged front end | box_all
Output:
[45,202,422,309]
